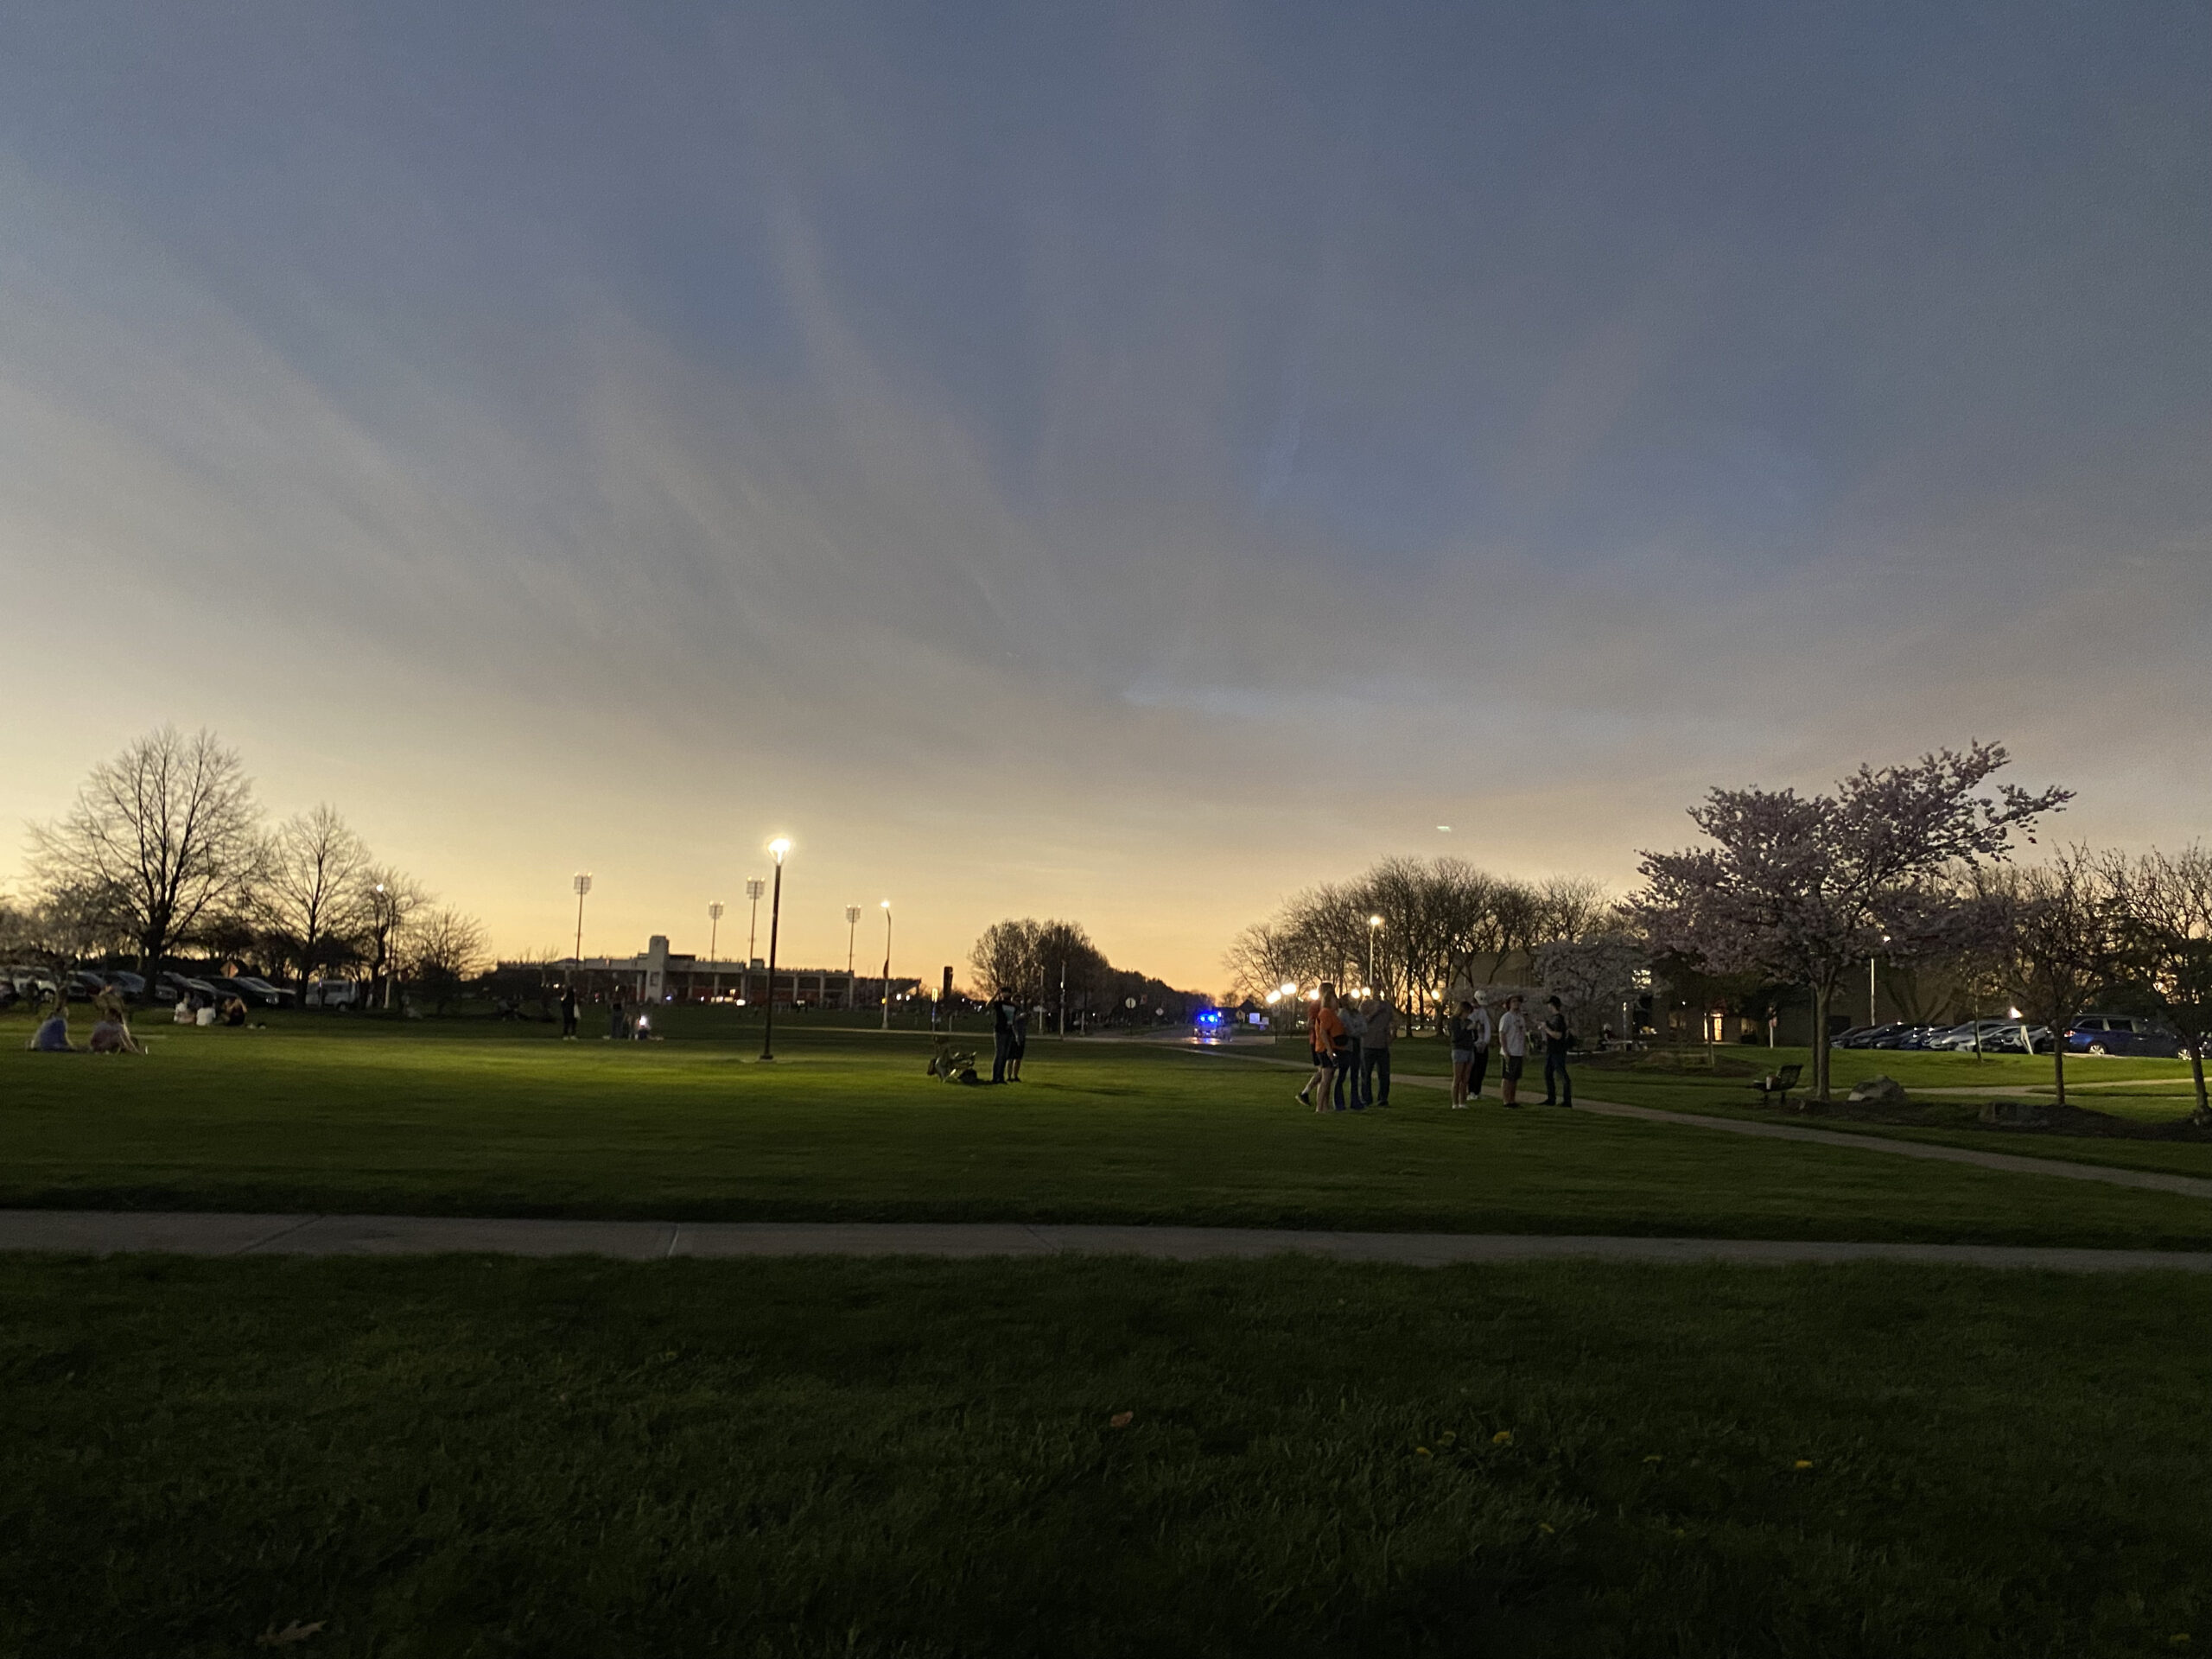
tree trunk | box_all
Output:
[1810,978,1834,1100]
[2188,1042,2209,1124]
[2049,1015,2068,1107]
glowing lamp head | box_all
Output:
[768,837,791,862]
[1369,915,1382,928]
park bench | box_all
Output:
[1750,1064,1802,1109]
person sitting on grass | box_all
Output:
[87,985,145,1054]
[221,996,249,1027]
[26,995,74,1052]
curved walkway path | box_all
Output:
[1183,1046,2212,1201]
[1,1210,2208,1272]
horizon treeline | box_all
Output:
[4,725,483,1006]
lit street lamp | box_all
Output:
[1869,933,1891,1028]
[1367,914,1382,988]
[879,900,893,1032]
[759,839,791,1062]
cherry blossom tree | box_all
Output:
[1633,743,2070,1101]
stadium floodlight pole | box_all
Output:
[759,839,791,1061]
[879,900,893,1031]
[707,900,726,1001]
[844,905,861,982]
[572,873,593,974]
[745,878,766,962]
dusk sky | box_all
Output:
[3,2,2207,989]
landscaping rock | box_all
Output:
[1980,1099,2053,1128]
[1847,1075,1909,1106]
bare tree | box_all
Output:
[360,866,429,1010]
[1634,743,2070,1101]
[258,804,372,1000]
[27,726,263,982]
[969,918,1042,1001]
[1974,849,2130,1108]
[405,907,487,1015]
[2106,845,2212,1123]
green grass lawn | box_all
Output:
[3,1012,2211,1246]
[3,1251,2205,1657]
[1420,1043,2212,1182]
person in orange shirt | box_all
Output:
[1299,983,1347,1113]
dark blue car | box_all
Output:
[2064,1015,2184,1059]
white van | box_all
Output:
[307,978,360,1009]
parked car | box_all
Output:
[1924,1019,2021,1052]
[307,978,360,1009]
[232,976,295,1007]
[1983,1024,2053,1054]
[67,970,112,1001]
[101,970,148,1001]
[1871,1025,1943,1049]
[8,967,60,1001]
[2065,1015,2184,1059]
[1833,1023,1908,1049]
[156,973,219,1004]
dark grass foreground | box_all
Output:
[3,1254,2207,1656]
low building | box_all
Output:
[503,936,921,1009]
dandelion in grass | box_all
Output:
[1415,1446,1432,1458]
[1794,1459,1814,1471]
[1492,1430,1513,1446]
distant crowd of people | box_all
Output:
[1298,983,1574,1112]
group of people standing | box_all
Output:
[1445,990,1573,1109]
[1297,985,1397,1111]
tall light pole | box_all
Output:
[759,839,790,1061]
[708,899,726,1002]
[879,900,893,1031]
[572,873,593,978]
[1367,914,1382,992]
[745,879,766,963]
[844,905,861,976]
[1869,933,1890,1028]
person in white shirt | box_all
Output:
[1467,993,1494,1102]
[1496,994,1529,1109]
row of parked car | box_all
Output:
[1833,1015,2194,1058]
[3,965,296,1008]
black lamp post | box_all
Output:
[759,838,790,1061]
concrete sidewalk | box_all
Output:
[1,1209,2208,1272]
